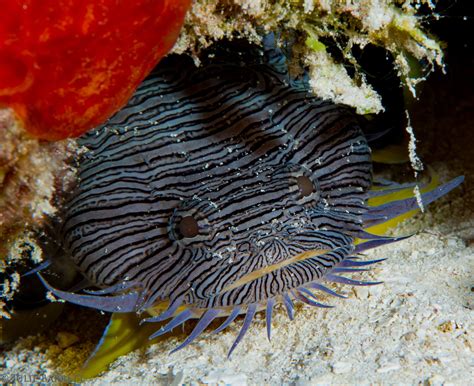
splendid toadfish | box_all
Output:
[39,39,463,377]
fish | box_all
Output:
[39,38,463,378]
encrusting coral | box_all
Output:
[173,0,444,113]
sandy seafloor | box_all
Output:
[2,45,474,386]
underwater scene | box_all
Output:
[1,1,472,384]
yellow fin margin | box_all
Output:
[360,169,439,239]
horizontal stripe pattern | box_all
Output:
[58,50,372,309]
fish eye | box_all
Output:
[296,175,315,198]
[178,215,200,238]
[169,198,219,245]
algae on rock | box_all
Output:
[173,0,444,113]
[0,108,77,317]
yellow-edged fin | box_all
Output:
[78,298,207,379]
[371,144,409,164]
[78,312,166,379]
[368,173,439,207]
[359,171,440,238]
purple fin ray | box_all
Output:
[136,289,161,311]
[83,281,140,295]
[364,176,464,225]
[228,304,257,358]
[353,230,395,240]
[23,260,51,277]
[266,298,275,341]
[148,309,194,340]
[142,295,185,323]
[295,289,333,308]
[213,306,241,334]
[368,181,421,197]
[354,236,409,253]
[170,309,221,353]
[331,267,369,273]
[325,274,382,286]
[306,282,346,298]
[338,258,386,267]
[282,293,295,320]
[38,273,139,313]
[298,287,317,299]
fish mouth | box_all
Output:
[219,248,333,294]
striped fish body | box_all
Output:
[58,52,372,312]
